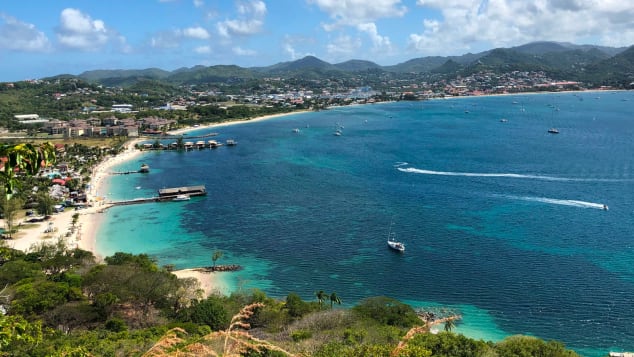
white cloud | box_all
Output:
[282,35,317,61]
[409,0,634,56]
[233,46,256,56]
[194,45,211,54]
[237,0,266,17]
[0,14,51,52]
[193,0,205,8]
[308,0,407,28]
[308,0,401,61]
[326,35,362,59]
[217,0,267,39]
[183,26,210,39]
[357,22,392,52]
[284,42,297,60]
[56,8,125,51]
[150,26,211,49]
[150,31,183,49]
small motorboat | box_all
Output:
[548,128,559,134]
[172,194,191,201]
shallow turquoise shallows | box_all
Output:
[98,91,634,356]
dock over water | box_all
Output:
[158,185,207,198]
[107,185,207,207]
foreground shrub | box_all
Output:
[352,296,421,327]
[290,329,312,342]
[495,335,579,356]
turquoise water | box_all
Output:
[98,91,634,356]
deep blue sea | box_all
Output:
[98,91,634,356]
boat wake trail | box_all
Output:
[504,195,606,210]
[393,162,409,168]
[397,167,628,182]
[398,167,572,181]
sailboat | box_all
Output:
[386,221,405,252]
[547,101,559,134]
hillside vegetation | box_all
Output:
[0,241,581,356]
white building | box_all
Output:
[112,104,133,113]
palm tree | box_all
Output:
[329,292,341,308]
[444,319,455,332]
[0,142,55,198]
[212,250,223,269]
[315,290,327,309]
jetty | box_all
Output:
[141,132,219,139]
[140,138,237,151]
[192,264,242,272]
[111,164,150,175]
[106,185,207,207]
[158,185,206,198]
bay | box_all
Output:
[98,91,634,356]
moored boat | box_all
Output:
[386,221,405,252]
[387,239,405,252]
[172,194,190,201]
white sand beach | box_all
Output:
[165,110,307,136]
[172,269,232,297]
[2,138,143,257]
[2,111,306,296]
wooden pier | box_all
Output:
[158,185,206,198]
[111,164,150,175]
[140,139,237,151]
[111,170,143,175]
[107,185,207,207]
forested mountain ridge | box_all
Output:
[61,41,632,87]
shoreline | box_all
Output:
[164,110,309,136]
[1,109,309,297]
[430,87,627,101]
[4,89,623,294]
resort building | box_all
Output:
[112,104,133,113]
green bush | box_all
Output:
[407,331,493,356]
[290,329,312,342]
[285,292,312,318]
[495,335,579,357]
[104,318,127,332]
[177,295,229,331]
[314,341,393,357]
[352,296,421,327]
[343,327,367,345]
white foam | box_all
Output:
[397,167,629,182]
[397,167,571,181]
[505,195,606,210]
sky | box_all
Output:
[0,0,633,81]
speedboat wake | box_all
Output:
[397,167,628,182]
[504,195,607,210]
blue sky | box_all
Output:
[1,0,633,81]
